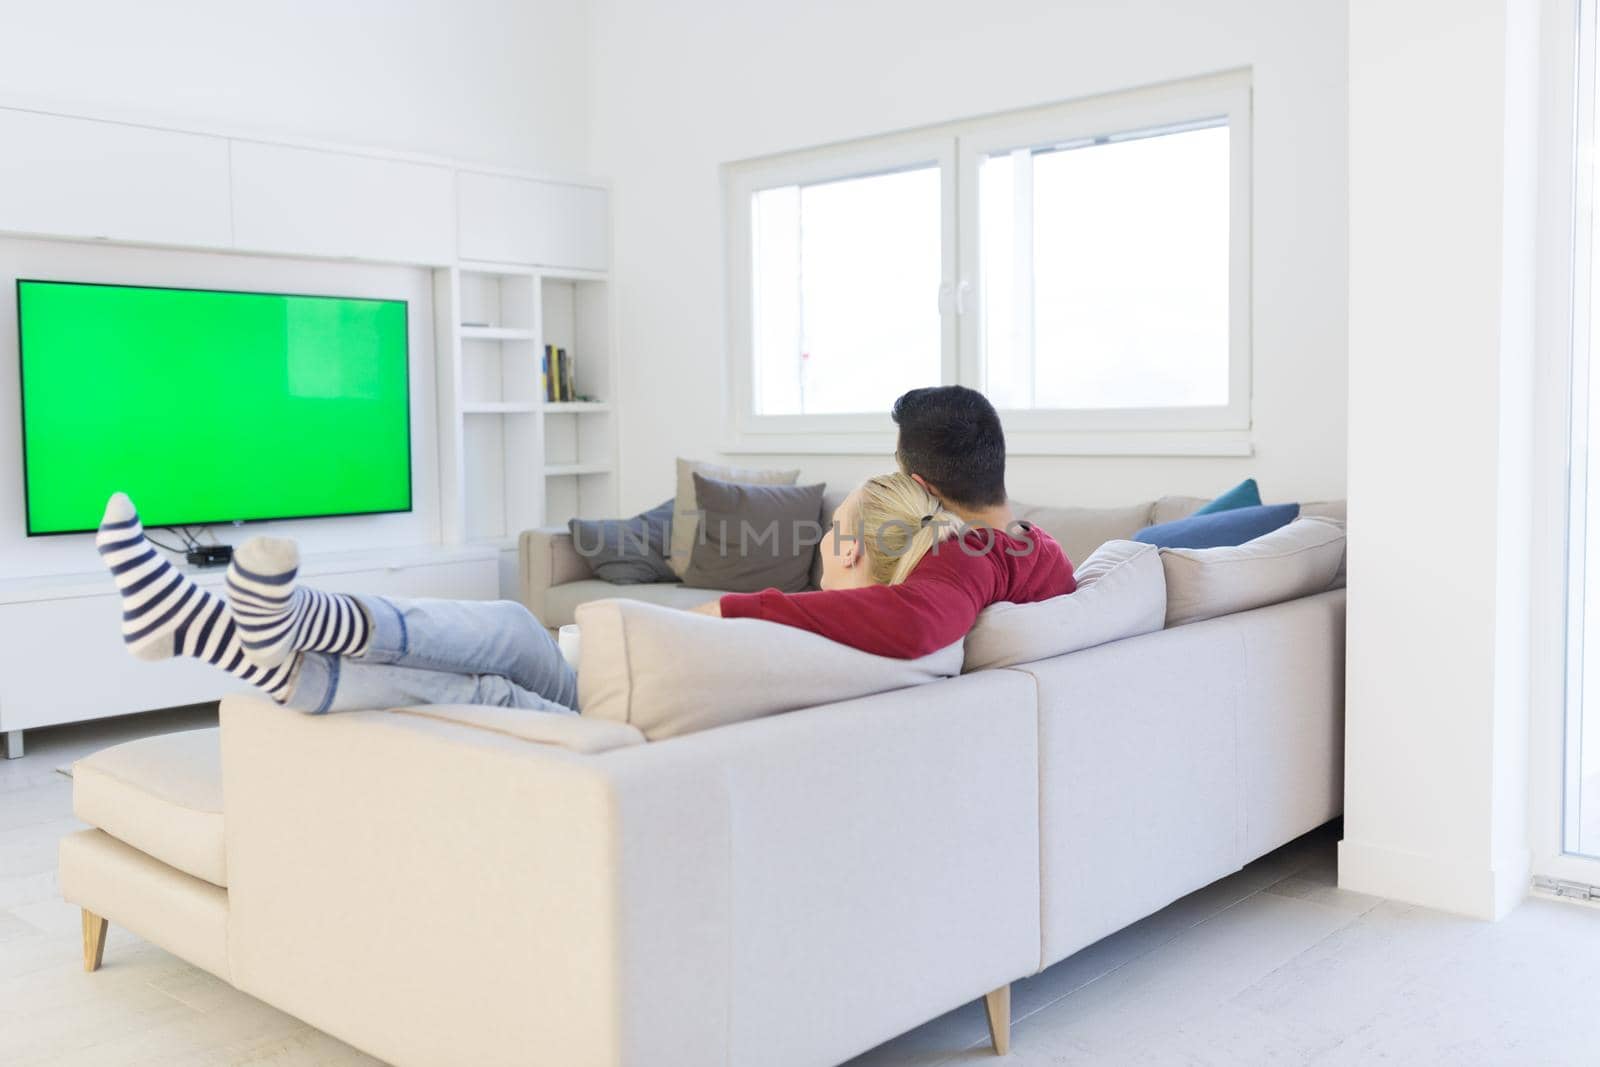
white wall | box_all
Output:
[0,236,440,580]
[0,0,591,176]
[588,0,1349,513]
[1340,0,1538,920]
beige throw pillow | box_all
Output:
[670,459,800,577]
[1160,517,1346,627]
[962,540,1166,672]
[576,598,962,740]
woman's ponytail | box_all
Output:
[855,474,961,586]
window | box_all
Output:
[724,73,1251,452]
[751,166,943,416]
[1556,0,1600,873]
[1537,0,1600,891]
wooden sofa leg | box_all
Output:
[983,984,1011,1055]
[82,909,108,972]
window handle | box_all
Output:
[937,281,954,315]
[955,280,973,316]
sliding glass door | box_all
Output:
[1557,0,1600,878]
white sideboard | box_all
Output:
[0,545,500,757]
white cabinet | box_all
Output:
[0,547,498,739]
[457,171,608,270]
[230,141,455,265]
[0,108,231,248]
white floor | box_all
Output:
[4,713,1600,1066]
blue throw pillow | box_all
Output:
[1193,478,1262,516]
[1133,503,1300,549]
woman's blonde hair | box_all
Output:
[854,472,962,586]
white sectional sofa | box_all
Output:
[57,503,1346,1066]
[520,491,1345,628]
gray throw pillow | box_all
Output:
[568,499,679,585]
[684,474,827,593]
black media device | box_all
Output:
[186,545,234,568]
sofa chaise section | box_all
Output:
[218,669,1040,1067]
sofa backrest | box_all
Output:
[1010,500,1156,566]
[1011,587,1345,966]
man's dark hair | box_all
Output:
[891,386,1007,508]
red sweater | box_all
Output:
[720,525,1076,659]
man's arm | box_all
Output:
[718,554,990,658]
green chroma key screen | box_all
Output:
[17,280,412,535]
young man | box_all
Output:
[699,386,1076,658]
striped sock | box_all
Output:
[96,493,296,702]
[225,536,371,669]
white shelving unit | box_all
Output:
[0,100,615,753]
[434,261,619,554]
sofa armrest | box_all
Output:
[219,696,730,1066]
[519,525,592,625]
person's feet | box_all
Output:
[95,494,298,701]
[96,493,198,661]
[226,537,370,668]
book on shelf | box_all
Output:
[541,344,598,404]
[561,347,577,403]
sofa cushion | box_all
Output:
[72,727,226,888]
[670,459,800,576]
[544,578,725,629]
[684,474,827,593]
[390,705,645,753]
[1135,503,1300,549]
[1194,478,1262,515]
[963,540,1166,671]
[1150,495,1210,526]
[1161,517,1346,626]
[1010,500,1154,566]
[1156,494,1348,526]
[576,598,962,740]
[1301,499,1348,523]
[568,499,678,585]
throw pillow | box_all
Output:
[576,598,963,740]
[1160,517,1346,626]
[670,458,800,576]
[568,499,678,585]
[683,474,826,593]
[963,540,1166,672]
[1193,478,1262,516]
[1134,503,1300,549]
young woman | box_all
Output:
[94,473,969,716]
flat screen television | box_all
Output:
[16,279,412,536]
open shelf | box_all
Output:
[463,401,540,415]
[437,263,619,544]
[459,325,535,341]
[543,401,611,413]
[544,463,613,476]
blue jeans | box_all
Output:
[285,597,578,716]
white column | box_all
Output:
[1341,0,1541,919]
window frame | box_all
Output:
[956,80,1252,435]
[1532,0,1600,888]
[724,131,958,442]
[721,71,1252,454]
